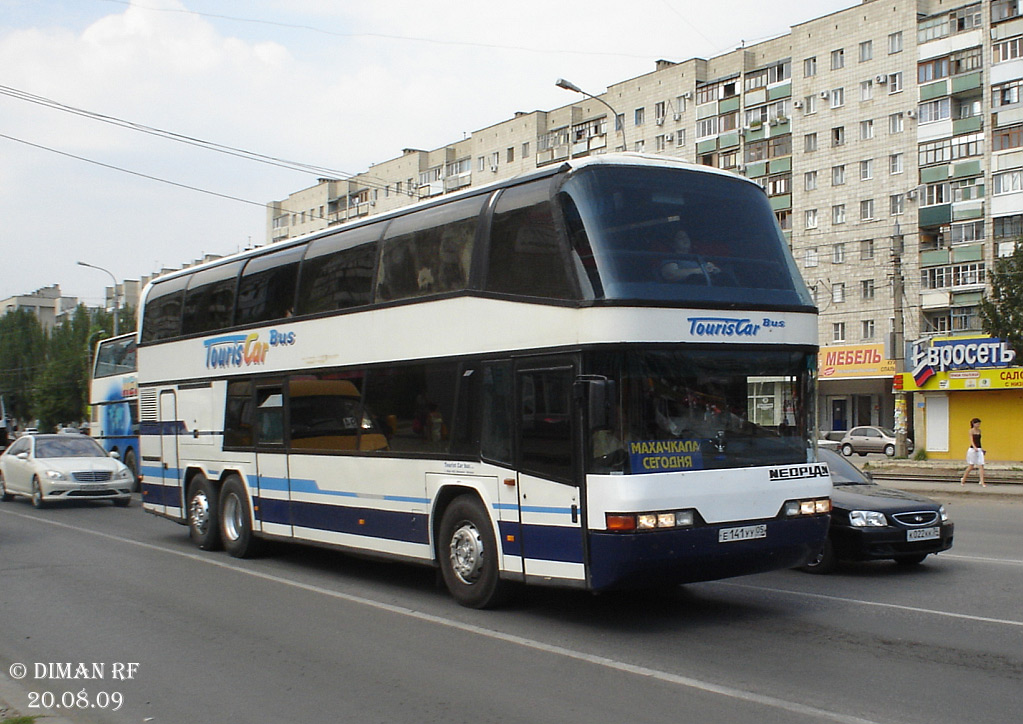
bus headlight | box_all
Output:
[849,510,887,527]
[783,498,831,517]
[606,509,698,532]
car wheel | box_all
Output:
[187,474,222,551]
[841,443,854,456]
[31,476,47,509]
[0,472,13,502]
[799,538,836,574]
[895,553,927,566]
[884,444,895,457]
[438,495,511,609]
[219,475,262,558]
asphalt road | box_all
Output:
[1,494,1021,724]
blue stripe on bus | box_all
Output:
[255,496,429,545]
[494,502,574,515]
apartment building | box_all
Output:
[266,0,1023,460]
[0,285,79,332]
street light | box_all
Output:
[555,78,628,151]
[78,261,120,336]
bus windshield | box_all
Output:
[559,165,813,308]
[587,348,814,474]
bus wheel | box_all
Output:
[438,495,510,609]
[219,475,262,558]
[187,474,222,551]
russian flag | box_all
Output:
[912,364,936,387]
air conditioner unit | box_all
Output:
[906,109,917,118]
[736,165,746,173]
[490,164,499,172]
[665,133,674,142]
[682,91,692,99]
[673,112,682,121]
[820,90,830,99]
[875,74,888,84]
[906,189,917,200]
[656,117,665,126]
[793,99,803,108]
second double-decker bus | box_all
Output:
[90,332,139,485]
[137,154,830,608]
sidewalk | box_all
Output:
[851,457,1023,498]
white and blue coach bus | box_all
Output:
[137,155,831,608]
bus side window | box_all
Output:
[140,275,188,343]
[181,261,243,335]
[236,245,305,326]
[362,363,458,454]
[224,380,254,448]
[256,389,285,446]
[296,225,381,315]
[480,362,513,466]
[376,196,483,303]
[486,180,578,300]
[449,365,481,457]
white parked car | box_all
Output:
[0,434,133,508]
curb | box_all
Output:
[0,672,76,724]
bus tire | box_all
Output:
[219,475,262,558]
[187,474,222,551]
[437,495,510,609]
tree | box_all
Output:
[32,305,94,431]
[0,309,45,425]
[980,239,1023,360]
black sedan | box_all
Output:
[801,448,954,573]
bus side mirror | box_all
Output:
[577,377,616,431]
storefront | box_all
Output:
[896,335,1022,462]
[818,343,897,435]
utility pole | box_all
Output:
[891,225,909,458]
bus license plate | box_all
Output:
[719,524,767,543]
[906,527,940,541]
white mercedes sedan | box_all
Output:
[0,434,133,508]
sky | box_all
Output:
[0,0,860,307]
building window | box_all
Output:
[921,263,986,289]
[860,240,875,260]
[861,320,875,339]
[918,97,951,124]
[993,169,1023,195]
[804,56,817,77]
[832,165,846,186]
[993,125,1023,151]
[655,101,667,123]
[832,126,846,147]
[833,322,846,343]
[918,56,950,83]
[889,112,904,134]
[925,182,951,205]
[890,194,905,215]
[767,174,791,196]
[860,119,874,140]
[861,279,875,300]
[833,205,847,225]
[993,0,1022,23]
[634,107,645,126]
[833,242,846,263]
[860,159,874,180]
[859,40,873,63]
[860,80,874,102]
[831,48,845,70]
[889,31,903,54]
[994,214,1023,239]
[860,199,876,221]
[888,72,903,93]
[949,221,985,244]
[832,283,846,304]
[890,153,904,174]
[805,133,818,152]
[805,210,819,230]
[696,117,718,139]
[951,305,980,332]
[830,88,845,108]
[805,170,818,191]
[994,36,1023,63]
[993,79,1023,107]
[952,177,983,202]
[805,247,820,267]
[803,95,817,114]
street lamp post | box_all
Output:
[78,261,119,336]
[555,78,628,151]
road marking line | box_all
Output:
[711,581,1023,628]
[940,553,1023,567]
[3,508,895,724]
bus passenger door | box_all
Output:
[156,390,178,517]
[514,362,586,586]
[253,383,292,538]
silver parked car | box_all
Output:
[0,434,133,508]
[840,425,914,457]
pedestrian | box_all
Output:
[960,417,986,487]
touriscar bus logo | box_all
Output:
[687,316,785,338]
[204,330,296,369]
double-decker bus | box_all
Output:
[90,332,139,484]
[137,155,830,607]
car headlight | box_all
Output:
[939,505,948,522]
[45,470,68,481]
[849,510,887,527]
[115,467,133,480]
